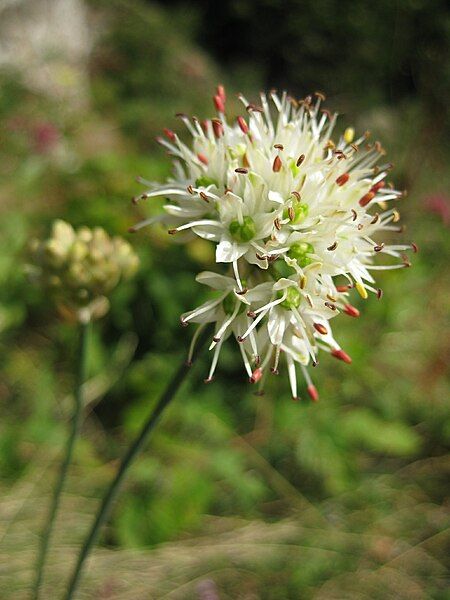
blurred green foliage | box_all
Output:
[0,1,449,598]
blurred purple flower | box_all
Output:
[424,193,450,226]
[32,122,60,154]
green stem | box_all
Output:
[33,321,89,600]
[63,326,211,600]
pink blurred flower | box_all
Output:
[424,193,450,226]
[32,122,60,154]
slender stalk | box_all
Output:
[63,326,211,600]
[33,321,90,600]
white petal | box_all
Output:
[195,272,235,290]
[268,190,285,204]
[267,306,287,345]
[216,239,247,263]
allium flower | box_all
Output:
[29,220,139,323]
[132,87,416,400]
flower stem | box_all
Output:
[63,326,211,600]
[33,321,90,600]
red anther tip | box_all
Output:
[336,285,350,292]
[344,304,360,318]
[370,180,385,193]
[217,84,226,102]
[307,384,319,402]
[128,226,136,233]
[197,153,209,165]
[213,95,225,113]
[212,120,223,138]
[411,242,418,253]
[163,128,175,141]
[236,336,244,343]
[250,368,263,384]
[237,116,249,134]
[359,191,375,207]
[336,173,349,186]
[331,349,352,364]
[272,155,282,172]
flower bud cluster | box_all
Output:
[132,87,415,400]
[29,220,139,322]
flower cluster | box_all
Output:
[133,87,415,400]
[29,220,139,323]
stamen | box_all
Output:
[296,154,305,167]
[273,155,282,172]
[336,173,349,186]
[237,116,249,134]
[331,348,352,364]
[314,323,328,335]
[344,304,360,318]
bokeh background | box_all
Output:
[0,0,449,598]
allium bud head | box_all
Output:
[28,220,139,323]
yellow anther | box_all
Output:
[344,127,355,144]
[355,282,368,299]
[299,274,307,289]
[392,208,401,222]
[378,200,388,210]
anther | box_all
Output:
[296,154,305,167]
[314,322,328,335]
[199,191,210,202]
[235,167,248,174]
[331,349,352,364]
[370,213,380,224]
[273,156,282,172]
[344,304,360,318]
[247,310,256,318]
[187,185,194,194]
[204,377,214,384]
[237,116,249,134]
[212,119,223,137]
[274,144,284,150]
[325,301,337,311]
[374,243,384,252]
[327,241,338,251]
[163,128,176,141]
[336,173,349,186]
[235,287,248,295]
[402,254,411,268]
[371,180,385,193]
[288,207,295,221]
[197,153,209,165]
[291,191,301,200]
[274,218,281,231]
[359,191,375,207]
[314,91,326,101]
[392,209,401,222]
[351,209,358,221]
[217,84,226,102]
[336,285,349,292]
[168,229,177,235]
[377,288,383,300]
[307,384,319,402]
[213,95,225,113]
[250,368,263,384]
[411,242,418,253]
[355,282,368,299]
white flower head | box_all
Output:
[132,86,416,400]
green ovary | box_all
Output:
[288,242,314,267]
[283,200,309,224]
[195,176,218,188]
[229,216,256,243]
[277,286,302,309]
[222,293,246,315]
